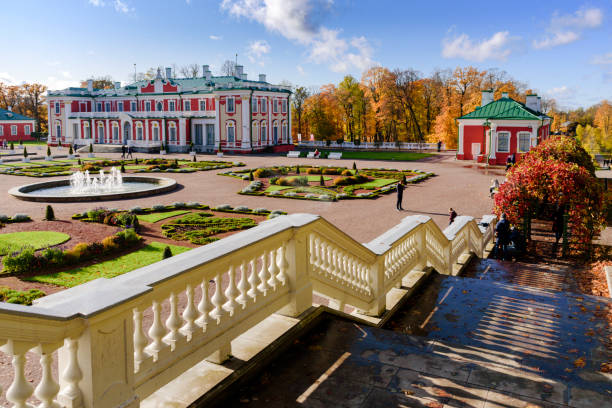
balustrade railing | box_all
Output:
[0,213,494,407]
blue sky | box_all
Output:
[1,0,611,109]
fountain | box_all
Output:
[9,167,177,202]
[70,167,124,194]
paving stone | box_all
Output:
[360,386,445,408]
[483,389,565,408]
[374,348,473,382]
[567,387,612,408]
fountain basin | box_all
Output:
[9,176,177,202]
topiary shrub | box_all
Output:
[296,165,300,174]
[89,143,93,153]
[320,174,325,186]
[306,167,321,174]
[120,164,125,173]
[12,213,31,222]
[23,147,28,158]
[162,246,173,259]
[322,167,340,175]
[44,205,55,221]
[47,146,51,156]
[253,168,273,178]
[69,145,73,155]
[353,162,357,170]
[341,169,352,176]
[10,142,14,150]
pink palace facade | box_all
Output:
[456,90,551,165]
[47,65,292,153]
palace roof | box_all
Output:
[0,108,34,121]
[458,97,551,121]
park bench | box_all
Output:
[307,151,320,158]
[328,152,342,159]
[286,151,300,158]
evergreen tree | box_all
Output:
[162,246,173,259]
[44,205,55,221]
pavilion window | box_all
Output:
[282,100,287,113]
[0,126,3,136]
[227,123,235,142]
[518,132,531,153]
[25,125,31,135]
[105,102,110,112]
[169,124,177,141]
[96,103,102,112]
[113,124,119,141]
[137,124,143,140]
[157,102,163,111]
[497,132,510,153]
[273,100,278,113]
[118,102,123,112]
[145,101,151,112]
[11,125,17,135]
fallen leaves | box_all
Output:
[573,357,586,368]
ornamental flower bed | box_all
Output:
[220,165,433,202]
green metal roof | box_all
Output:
[0,108,34,121]
[458,97,550,120]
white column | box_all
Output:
[105,119,110,144]
[458,123,464,155]
[179,118,186,147]
[214,96,220,149]
[267,97,271,145]
[144,119,149,143]
[489,125,497,160]
[241,96,250,150]
[531,125,538,147]
[161,119,166,145]
[288,95,293,144]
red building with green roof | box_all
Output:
[0,108,36,142]
[456,91,551,165]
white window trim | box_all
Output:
[145,101,151,112]
[157,102,163,112]
[83,122,90,139]
[261,98,267,113]
[0,126,3,136]
[96,103,102,112]
[226,121,236,144]
[252,98,258,113]
[25,125,31,135]
[11,125,17,135]
[199,100,206,111]
[517,132,531,153]
[105,102,110,112]
[282,100,287,113]
[169,101,176,112]
[131,101,137,112]
[55,103,60,114]
[112,123,119,140]
[117,102,124,112]
[273,100,278,113]
[184,100,190,111]
[226,97,235,114]
[136,123,143,140]
[168,122,177,141]
[496,131,510,153]
[152,123,160,141]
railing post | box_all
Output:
[278,230,313,317]
[444,242,453,275]
[59,306,139,408]
[366,257,386,316]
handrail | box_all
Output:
[0,212,495,407]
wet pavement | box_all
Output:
[212,233,612,408]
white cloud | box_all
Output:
[247,40,271,65]
[533,7,603,49]
[89,0,104,6]
[113,0,130,13]
[220,0,375,73]
[87,0,132,13]
[297,65,305,75]
[209,35,222,40]
[0,72,16,84]
[592,52,612,65]
[441,31,513,62]
[545,85,578,106]
[46,76,80,90]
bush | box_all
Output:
[325,139,331,146]
[296,166,300,174]
[44,205,55,221]
[0,214,9,223]
[12,214,30,222]
[129,206,143,214]
[77,159,82,165]
[47,146,51,156]
[89,143,93,153]
[172,202,186,208]
[101,235,120,252]
[333,174,370,186]
[120,164,125,173]
[10,142,14,150]
[341,169,353,176]
[249,171,254,181]
[42,247,64,265]
[320,175,325,186]
[23,147,28,158]
[69,145,73,155]
[270,176,280,185]
[234,206,250,211]
[116,228,141,245]
[322,167,340,175]
[306,167,321,174]
[162,246,173,259]
[253,168,273,178]
[336,138,344,145]
[0,286,45,305]
[2,248,37,274]
[353,162,357,170]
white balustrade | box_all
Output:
[0,213,495,407]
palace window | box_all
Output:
[227,121,235,143]
[11,125,17,135]
[117,102,123,112]
[199,100,206,111]
[252,98,258,113]
[136,123,143,140]
[84,122,90,138]
[145,101,151,112]
[98,123,104,139]
[518,132,531,153]
[72,123,78,139]
[105,102,110,112]
[226,97,235,113]
[282,100,287,113]
[112,123,119,141]
[152,123,159,141]
[496,132,510,153]
[25,125,31,135]
[184,100,190,111]
[169,122,177,141]
[56,124,61,138]
[261,121,267,142]
[169,101,176,112]
[273,100,278,113]
[96,103,102,112]
[282,121,287,142]
[80,102,87,112]
[55,102,60,114]
[130,101,137,111]
[261,98,267,113]
[157,102,163,111]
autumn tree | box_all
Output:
[0,82,48,132]
[80,76,114,90]
[291,86,309,139]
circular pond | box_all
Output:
[9,176,177,202]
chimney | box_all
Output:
[501,92,509,99]
[525,94,539,112]
[241,73,247,80]
[481,89,493,106]
[259,74,266,82]
[202,65,209,76]
[114,81,121,89]
[537,96,542,113]
[235,65,243,77]
[87,79,93,92]
[165,67,172,79]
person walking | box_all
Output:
[489,179,499,198]
[437,140,442,152]
[127,145,133,159]
[494,213,510,260]
[448,208,457,225]
[396,181,405,211]
[552,205,565,244]
[121,144,126,159]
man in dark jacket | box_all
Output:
[449,208,457,225]
[494,213,510,259]
[121,144,126,159]
[396,181,405,211]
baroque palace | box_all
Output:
[46,65,292,153]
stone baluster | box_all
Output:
[35,344,61,408]
[236,261,249,307]
[309,235,316,266]
[313,237,322,270]
[257,251,271,294]
[224,266,239,315]
[181,284,199,340]
[163,292,182,349]
[146,300,166,358]
[57,338,83,408]
[277,244,289,285]
[3,340,34,408]
[133,308,149,371]
[210,272,228,322]
[267,249,280,289]
[196,279,210,330]
[247,258,260,300]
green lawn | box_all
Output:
[355,178,397,189]
[137,210,190,223]
[265,185,293,192]
[26,242,191,287]
[0,231,71,255]
[306,175,332,181]
[18,141,47,145]
[125,165,149,170]
[317,151,433,161]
